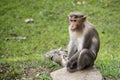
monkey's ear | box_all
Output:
[68,15,70,20]
[81,16,87,22]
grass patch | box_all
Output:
[0,0,120,79]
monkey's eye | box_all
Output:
[74,20,76,22]
[70,20,76,22]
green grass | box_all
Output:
[0,0,120,79]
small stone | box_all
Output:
[5,36,26,40]
[82,1,87,5]
[77,1,82,5]
[25,18,34,23]
[35,73,40,77]
[50,67,103,80]
[15,36,26,40]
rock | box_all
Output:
[44,48,68,67]
[50,67,103,80]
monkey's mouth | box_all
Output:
[71,26,76,30]
[71,27,76,31]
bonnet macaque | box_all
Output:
[67,12,100,72]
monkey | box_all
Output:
[67,12,100,73]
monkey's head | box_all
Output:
[68,12,86,31]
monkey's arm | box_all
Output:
[68,40,77,59]
[88,29,100,58]
[90,35,100,58]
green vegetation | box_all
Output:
[0,0,120,79]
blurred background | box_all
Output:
[0,0,120,80]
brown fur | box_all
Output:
[67,12,100,72]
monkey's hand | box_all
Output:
[67,57,78,73]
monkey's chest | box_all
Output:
[76,36,84,51]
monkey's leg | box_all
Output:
[77,49,96,70]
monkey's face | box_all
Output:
[69,17,78,30]
[69,15,86,31]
